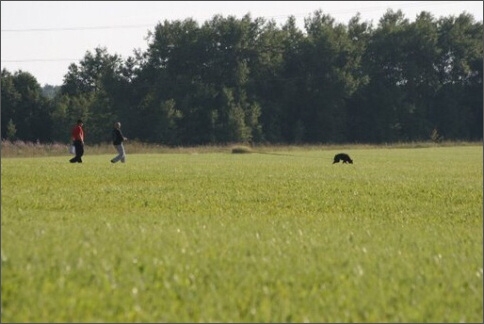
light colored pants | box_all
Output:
[112,144,126,163]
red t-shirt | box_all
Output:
[71,125,84,142]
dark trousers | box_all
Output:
[69,140,84,163]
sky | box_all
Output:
[2,1,483,86]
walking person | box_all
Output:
[69,119,84,163]
[111,122,128,163]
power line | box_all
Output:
[1,24,154,33]
[2,59,80,63]
[1,1,465,33]
[0,1,473,66]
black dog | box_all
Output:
[333,153,353,164]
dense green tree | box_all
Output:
[357,9,411,142]
[1,10,481,145]
[49,93,91,143]
[396,11,441,140]
[1,69,21,140]
[6,119,17,140]
[41,84,60,99]
[1,69,52,142]
[434,13,483,140]
[138,18,207,144]
[58,47,128,143]
[300,10,363,143]
[345,13,372,142]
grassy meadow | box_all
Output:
[1,143,482,322]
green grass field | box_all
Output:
[1,145,482,322]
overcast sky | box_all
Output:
[2,1,482,86]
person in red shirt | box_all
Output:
[69,119,85,163]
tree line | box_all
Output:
[1,9,482,145]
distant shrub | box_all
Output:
[231,145,253,154]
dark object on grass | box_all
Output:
[231,146,252,154]
[333,153,353,164]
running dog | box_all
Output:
[333,153,353,164]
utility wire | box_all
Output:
[1,1,462,33]
[1,24,154,33]
[0,1,469,66]
[2,59,80,63]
